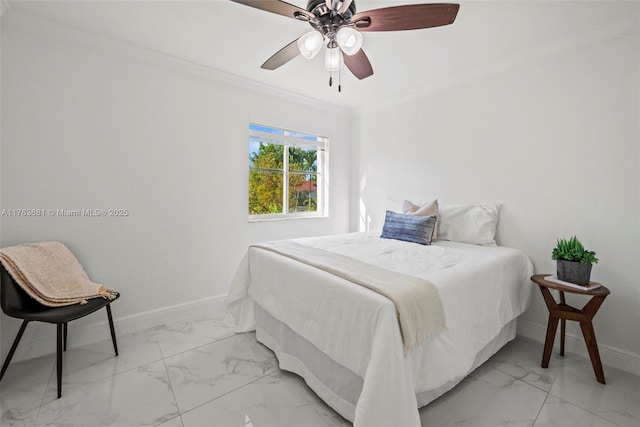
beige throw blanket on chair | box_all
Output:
[0,241,117,307]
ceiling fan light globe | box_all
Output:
[336,27,363,56]
[324,47,342,71]
[297,31,323,59]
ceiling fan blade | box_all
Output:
[352,3,460,32]
[261,39,301,70]
[230,0,314,21]
[343,49,373,80]
[338,0,353,15]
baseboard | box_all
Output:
[1,293,228,363]
[6,301,639,376]
[517,319,640,377]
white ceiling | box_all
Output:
[4,0,638,111]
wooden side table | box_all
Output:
[531,274,610,384]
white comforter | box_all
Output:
[227,232,533,426]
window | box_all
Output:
[249,123,328,220]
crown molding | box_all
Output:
[1,8,353,118]
[3,5,637,120]
[354,12,640,117]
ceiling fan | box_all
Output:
[230,0,460,87]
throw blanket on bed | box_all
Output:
[0,241,117,307]
[252,240,446,352]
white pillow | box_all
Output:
[402,199,439,240]
[438,203,501,246]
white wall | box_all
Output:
[2,5,639,376]
[352,22,640,371]
[0,13,351,360]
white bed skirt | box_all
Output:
[254,305,518,424]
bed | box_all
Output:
[227,214,533,426]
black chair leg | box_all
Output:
[56,323,63,398]
[106,304,118,356]
[0,320,30,381]
[63,322,68,351]
[62,322,69,351]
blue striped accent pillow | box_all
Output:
[380,210,437,245]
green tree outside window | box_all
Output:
[248,123,327,219]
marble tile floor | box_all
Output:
[1,310,639,427]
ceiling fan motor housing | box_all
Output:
[307,0,356,19]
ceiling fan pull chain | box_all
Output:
[338,55,342,92]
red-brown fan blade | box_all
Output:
[230,0,314,21]
[343,49,373,80]
[352,3,460,32]
[261,39,301,70]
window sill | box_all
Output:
[248,213,328,223]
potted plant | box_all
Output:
[551,236,599,285]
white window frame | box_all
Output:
[248,123,329,222]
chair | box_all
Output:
[0,265,119,398]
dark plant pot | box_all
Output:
[556,260,592,285]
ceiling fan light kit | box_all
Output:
[324,46,342,71]
[231,0,460,90]
[335,27,362,56]
[297,30,324,58]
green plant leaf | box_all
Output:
[551,236,598,264]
